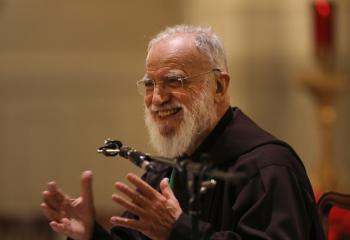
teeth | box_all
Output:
[157,108,179,117]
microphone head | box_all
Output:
[104,139,122,149]
[97,139,123,156]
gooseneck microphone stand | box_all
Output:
[97,139,235,240]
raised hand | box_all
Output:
[111,173,182,240]
[41,171,96,240]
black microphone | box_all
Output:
[97,139,155,172]
[118,146,155,172]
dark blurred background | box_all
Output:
[0,0,349,239]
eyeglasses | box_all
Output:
[136,68,221,96]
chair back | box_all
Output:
[317,191,350,237]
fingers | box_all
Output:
[42,182,67,211]
[110,216,140,232]
[160,178,175,200]
[111,174,181,240]
[112,194,146,217]
[49,218,73,235]
[41,202,62,221]
[114,182,149,206]
[126,173,162,199]
[41,181,69,223]
[160,177,182,218]
[80,170,93,204]
[50,220,65,233]
[48,182,65,203]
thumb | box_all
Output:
[80,170,93,203]
[160,178,175,200]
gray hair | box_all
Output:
[147,24,228,71]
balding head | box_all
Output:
[147,25,228,71]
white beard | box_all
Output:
[144,86,216,158]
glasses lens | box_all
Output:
[136,75,186,95]
[164,77,184,89]
[137,79,155,95]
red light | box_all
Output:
[313,0,334,60]
[316,1,331,17]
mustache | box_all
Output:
[147,103,183,112]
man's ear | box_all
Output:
[214,72,230,103]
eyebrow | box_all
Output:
[143,70,186,80]
[163,72,185,78]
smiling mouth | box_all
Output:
[156,107,182,118]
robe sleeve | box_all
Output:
[167,165,318,240]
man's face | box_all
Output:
[143,34,217,157]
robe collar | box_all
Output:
[189,107,279,165]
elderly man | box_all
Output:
[41,25,325,240]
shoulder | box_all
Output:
[231,143,306,180]
[221,142,312,196]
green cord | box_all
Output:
[169,168,176,189]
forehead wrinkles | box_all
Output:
[146,51,199,72]
[146,35,211,73]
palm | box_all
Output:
[66,197,95,236]
[41,171,95,240]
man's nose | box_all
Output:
[151,84,171,105]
